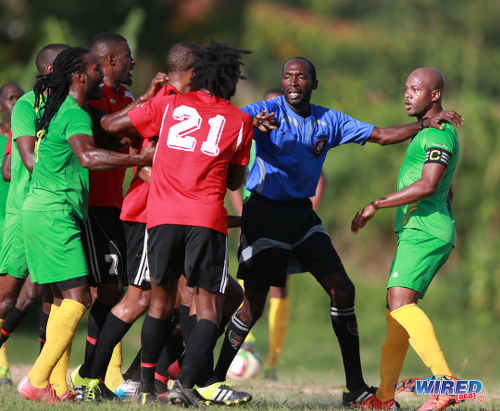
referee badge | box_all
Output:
[313,137,328,157]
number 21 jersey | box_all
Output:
[128,90,253,234]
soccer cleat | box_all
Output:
[196,381,252,405]
[0,365,12,385]
[166,380,205,407]
[353,393,400,410]
[418,395,458,411]
[114,379,140,400]
[17,376,57,403]
[343,385,377,407]
[57,390,76,402]
[137,391,157,405]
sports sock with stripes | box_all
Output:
[140,315,175,394]
[330,306,366,391]
[90,313,131,380]
[0,307,26,348]
[214,312,250,382]
[178,319,219,389]
[79,300,112,378]
[39,311,49,352]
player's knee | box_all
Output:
[0,294,17,316]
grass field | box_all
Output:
[1,249,499,410]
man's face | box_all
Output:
[0,84,23,116]
[84,53,104,100]
[404,72,433,117]
[280,60,316,109]
[114,41,135,86]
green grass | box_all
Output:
[2,249,499,409]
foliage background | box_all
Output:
[0,0,498,395]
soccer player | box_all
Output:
[0,82,23,384]
[71,42,199,401]
[351,68,460,411]
[214,57,463,407]
[101,41,254,406]
[16,46,152,403]
[72,32,136,395]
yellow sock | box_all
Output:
[265,297,289,368]
[391,303,452,377]
[105,341,124,391]
[238,279,255,344]
[0,319,8,369]
[376,308,409,402]
[50,342,71,396]
[29,299,86,388]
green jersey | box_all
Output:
[7,91,36,214]
[23,95,93,221]
[394,122,459,245]
[242,141,256,200]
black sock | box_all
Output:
[123,348,141,381]
[0,307,26,348]
[156,334,184,378]
[79,300,112,377]
[330,306,366,391]
[39,311,49,352]
[140,315,174,394]
[179,305,196,345]
[90,313,132,379]
[214,312,250,382]
[178,319,219,389]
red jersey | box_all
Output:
[120,84,180,224]
[129,90,253,234]
[4,131,12,155]
[88,84,134,209]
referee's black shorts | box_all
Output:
[147,224,229,294]
[237,193,345,290]
[82,206,127,285]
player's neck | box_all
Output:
[68,87,87,108]
[419,104,442,121]
[287,101,311,118]
[104,78,121,94]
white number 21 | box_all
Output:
[166,105,225,156]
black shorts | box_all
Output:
[82,206,127,286]
[237,193,345,290]
[123,221,150,290]
[147,224,229,294]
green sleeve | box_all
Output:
[11,99,36,140]
[65,107,93,140]
[420,128,455,153]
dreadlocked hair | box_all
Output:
[190,41,251,100]
[33,47,89,138]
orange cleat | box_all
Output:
[17,376,57,403]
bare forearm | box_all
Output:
[369,122,421,145]
[1,155,11,181]
[372,180,436,209]
[310,173,326,211]
[80,149,152,171]
[228,188,243,214]
[101,98,146,135]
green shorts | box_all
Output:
[0,211,29,279]
[387,228,453,298]
[23,208,88,285]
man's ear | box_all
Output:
[312,79,318,90]
[431,88,441,103]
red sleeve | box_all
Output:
[230,114,253,166]
[4,131,12,156]
[128,95,172,138]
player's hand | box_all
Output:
[138,144,155,166]
[351,202,377,233]
[425,110,464,130]
[252,110,279,132]
[140,72,169,101]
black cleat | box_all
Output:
[137,391,157,405]
[343,385,377,407]
[166,380,205,408]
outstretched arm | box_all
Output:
[69,133,153,171]
[16,135,35,173]
[368,110,463,145]
[101,72,169,136]
[351,162,446,233]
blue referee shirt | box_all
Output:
[241,96,374,201]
